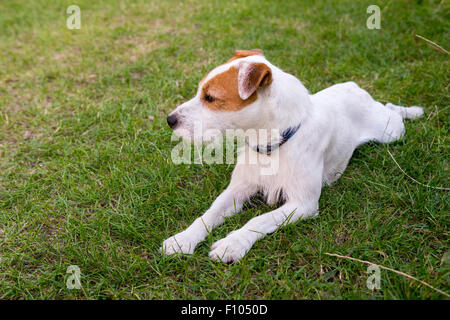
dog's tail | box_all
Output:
[386,103,424,120]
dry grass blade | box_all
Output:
[325,252,450,298]
[415,34,450,55]
[387,149,450,191]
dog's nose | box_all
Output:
[167,114,178,129]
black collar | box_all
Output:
[249,123,301,155]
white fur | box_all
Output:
[162,55,424,263]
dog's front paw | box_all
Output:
[161,232,199,255]
[209,232,252,263]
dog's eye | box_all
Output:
[204,94,215,103]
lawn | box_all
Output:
[0,0,448,299]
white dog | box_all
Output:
[162,49,423,263]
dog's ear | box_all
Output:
[238,62,272,100]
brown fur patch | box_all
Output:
[201,62,272,112]
[227,49,263,62]
[201,66,257,111]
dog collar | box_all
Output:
[250,123,301,155]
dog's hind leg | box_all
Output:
[385,103,424,120]
[161,181,258,255]
[359,101,423,145]
[334,82,423,146]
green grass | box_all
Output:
[0,0,448,299]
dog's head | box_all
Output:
[167,49,276,141]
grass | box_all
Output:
[0,0,448,299]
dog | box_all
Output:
[161,49,423,263]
